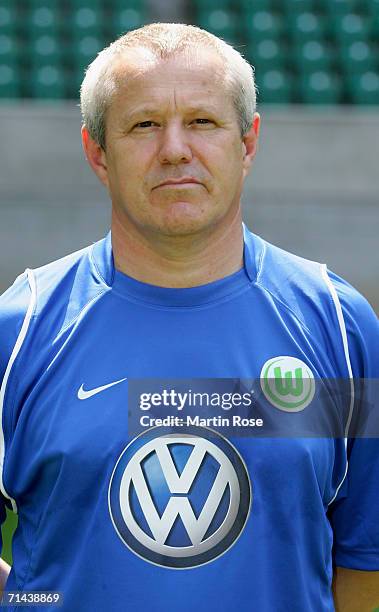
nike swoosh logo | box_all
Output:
[77,378,127,400]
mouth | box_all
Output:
[154,178,203,189]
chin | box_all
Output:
[155,214,215,237]
[156,220,209,237]
[153,202,216,236]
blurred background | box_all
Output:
[0,0,378,566]
[0,0,378,311]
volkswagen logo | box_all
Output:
[108,426,251,569]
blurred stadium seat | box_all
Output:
[67,7,104,38]
[0,5,19,35]
[66,0,103,8]
[289,12,328,42]
[280,0,314,12]
[298,70,343,103]
[247,38,287,72]
[292,40,334,73]
[108,8,146,38]
[340,40,377,72]
[347,70,379,102]
[26,0,61,7]
[197,9,238,41]
[0,0,377,105]
[332,13,371,44]
[193,0,379,105]
[28,64,66,98]
[245,11,284,41]
[29,35,63,68]
[257,68,294,102]
[27,6,61,36]
[0,64,21,97]
[317,0,359,14]
[0,34,22,65]
[65,35,105,73]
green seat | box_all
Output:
[238,0,274,12]
[107,8,146,38]
[339,40,377,72]
[25,7,61,36]
[66,36,105,72]
[0,0,16,7]
[257,69,293,103]
[331,13,371,43]
[347,70,379,103]
[352,0,375,13]
[281,0,315,14]
[292,40,334,72]
[0,6,18,35]
[25,0,61,7]
[317,0,358,14]
[27,65,66,99]
[298,70,342,103]
[370,13,379,38]
[193,0,229,11]
[197,10,238,42]
[368,0,379,14]
[247,39,287,71]
[0,64,20,97]
[66,0,103,8]
[328,0,379,12]
[66,8,104,38]
[66,67,84,99]
[107,0,146,8]
[287,12,327,42]
[29,35,62,68]
[0,35,22,64]
[244,11,284,41]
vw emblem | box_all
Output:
[108,426,251,569]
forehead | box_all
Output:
[108,48,232,114]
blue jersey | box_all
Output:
[0,226,378,612]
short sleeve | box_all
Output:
[327,271,379,570]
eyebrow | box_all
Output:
[122,104,222,121]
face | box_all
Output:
[84,49,260,239]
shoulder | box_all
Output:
[327,270,378,377]
[250,233,337,328]
[248,230,378,376]
[250,231,326,300]
[32,242,103,306]
[0,237,111,379]
[26,239,111,325]
[327,269,378,331]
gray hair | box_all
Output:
[80,23,257,150]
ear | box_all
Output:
[81,126,109,188]
[242,112,261,176]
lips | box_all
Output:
[154,177,202,188]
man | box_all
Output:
[0,23,378,612]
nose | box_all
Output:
[157,123,193,165]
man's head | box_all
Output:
[81,23,260,239]
[81,23,257,151]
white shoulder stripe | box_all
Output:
[0,269,37,513]
[320,264,354,505]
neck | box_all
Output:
[111,211,244,288]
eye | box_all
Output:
[190,118,216,129]
[133,121,158,129]
[192,118,212,125]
